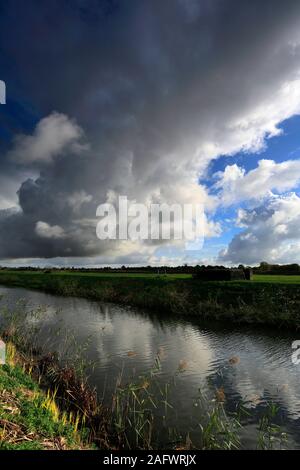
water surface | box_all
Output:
[0,285,299,449]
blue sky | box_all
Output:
[196,115,300,264]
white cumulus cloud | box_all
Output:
[8,112,86,165]
[215,159,300,205]
[219,193,300,264]
[35,221,66,240]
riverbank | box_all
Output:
[0,270,299,329]
[0,343,93,450]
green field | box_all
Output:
[0,270,300,328]
[11,270,192,279]
[4,270,300,283]
[253,274,300,283]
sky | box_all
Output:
[1,0,300,266]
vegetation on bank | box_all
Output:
[0,344,92,450]
[0,270,300,328]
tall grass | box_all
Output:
[257,403,288,450]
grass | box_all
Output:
[253,274,300,283]
[0,344,92,450]
[0,270,192,279]
[4,270,300,283]
[1,270,300,329]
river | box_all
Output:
[0,285,300,449]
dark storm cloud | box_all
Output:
[1,0,300,260]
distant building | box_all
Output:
[193,267,252,281]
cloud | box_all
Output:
[67,191,93,214]
[215,159,300,205]
[8,112,86,165]
[219,193,300,264]
[35,221,66,239]
[1,1,300,262]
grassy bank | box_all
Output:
[0,344,92,450]
[0,270,300,329]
